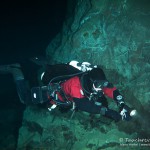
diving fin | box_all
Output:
[0,63,24,80]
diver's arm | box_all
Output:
[73,97,103,114]
[103,84,125,109]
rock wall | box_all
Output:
[17,0,150,149]
[46,0,150,131]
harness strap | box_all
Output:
[48,82,72,106]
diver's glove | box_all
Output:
[119,104,135,121]
[120,108,128,120]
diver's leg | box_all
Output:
[15,79,31,104]
[0,63,31,104]
[0,63,24,80]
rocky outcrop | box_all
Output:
[17,106,138,150]
[46,0,150,134]
[17,0,150,149]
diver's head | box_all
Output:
[81,68,108,95]
[89,68,108,92]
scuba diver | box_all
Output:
[0,60,136,122]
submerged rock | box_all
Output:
[17,0,150,149]
[17,106,137,150]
